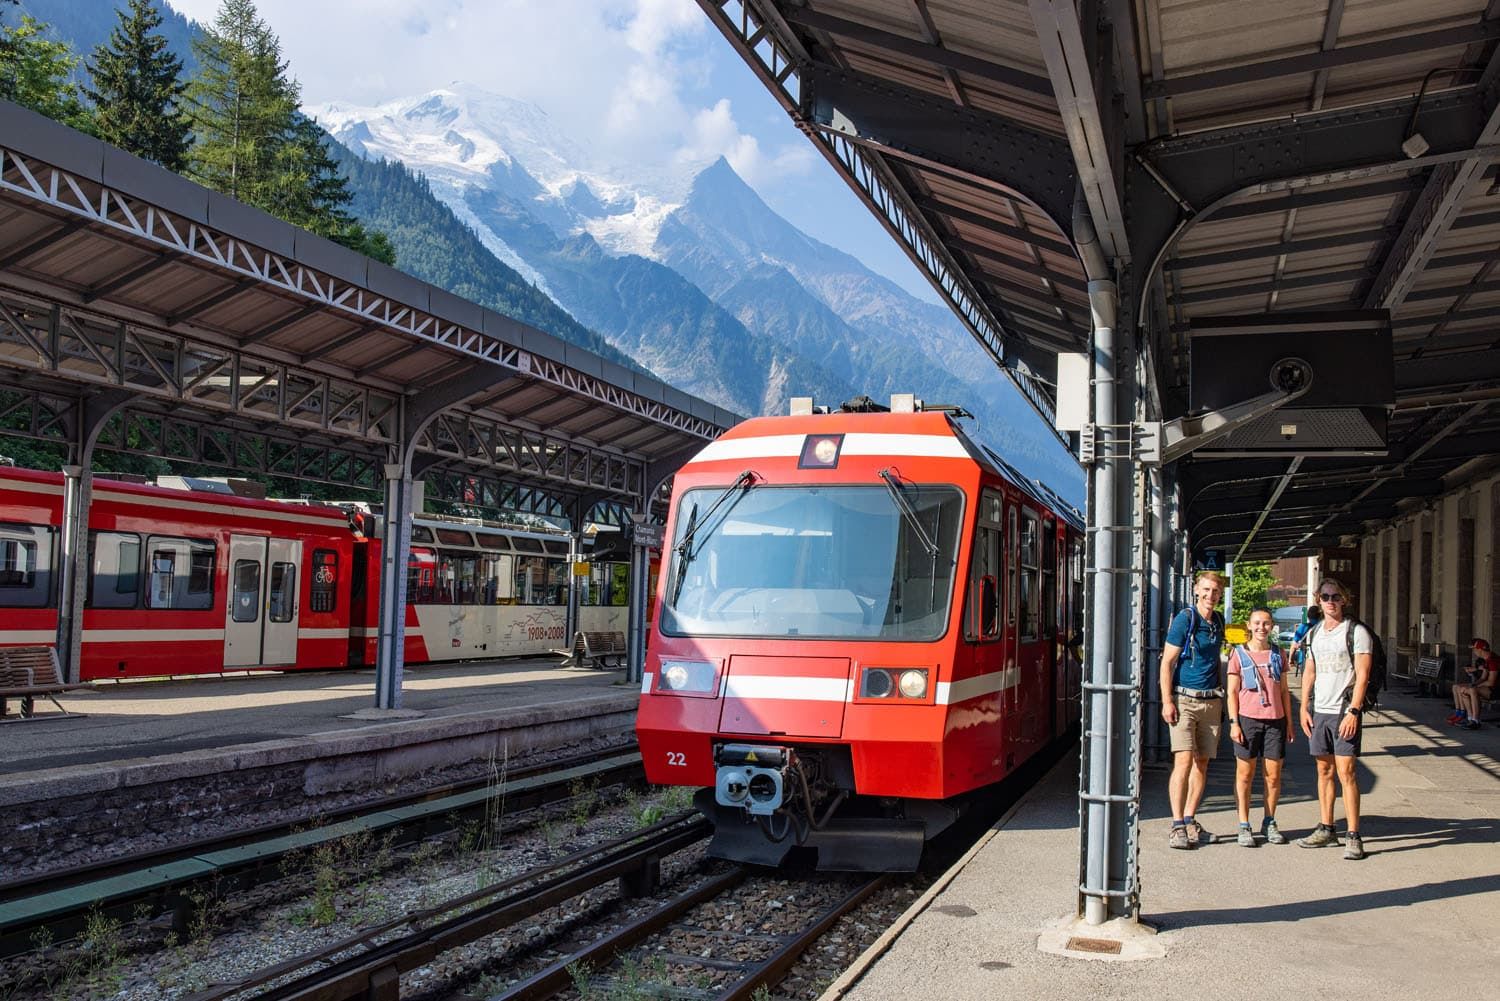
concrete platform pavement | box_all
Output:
[0,658,634,778]
[830,690,1500,1001]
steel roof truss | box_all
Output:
[0,144,720,442]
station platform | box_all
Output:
[829,690,1500,1001]
[0,659,638,874]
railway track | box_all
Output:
[0,744,644,959]
[176,809,886,1001]
[183,812,712,1000]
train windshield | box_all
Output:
[660,484,963,640]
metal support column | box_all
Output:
[624,516,656,686]
[1144,466,1171,763]
[1078,277,1141,924]
[566,531,582,644]
[56,390,133,683]
[374,459,416,710]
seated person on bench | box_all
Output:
[1449,638,1499,730]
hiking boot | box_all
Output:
[1237,826,1255,847]
[1168,825,1192,850]
[1343,834,1366,860]
[1263,818,1287,845]
[1185,819,1214,846]
[1298,826,1339,848]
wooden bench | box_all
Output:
[558,631,628,670]
[0,646,92,721]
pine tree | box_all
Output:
[85,0,191,170]
[183,0,391,261]
[184,0,297,202]
[0,14,90,131]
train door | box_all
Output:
[262,538,302,665]
[1003,501,1021,764]
[225,535,266,667]
[225,536,302,667]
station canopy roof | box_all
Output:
[707,0,1500,559]
[0,101,739,519]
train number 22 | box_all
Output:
[665,751,687,767]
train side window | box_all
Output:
[231,559,261,622]
[512,537,544,554]
[406,547,435,604]
[964,491,1004,642]
[410,526,434,544]
[1007,507,1019,630]
[482,553,514,603]
[145,536,215,610]
[1042,518,1057,638]
[0,522,53,608]
[1019,511,1040,641]
[310,549,337,612]
[268,562,296,622]
[87,530,141,608]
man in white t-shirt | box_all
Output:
[1298,578,1373,860]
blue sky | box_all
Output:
[164,0,942,304]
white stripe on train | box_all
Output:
[689,432,969,464]
[642,667,1020,704]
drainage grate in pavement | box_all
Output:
[1065,936,1123,955]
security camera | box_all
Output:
[1269,357,1312,395]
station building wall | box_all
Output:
[1355,471,1500,676]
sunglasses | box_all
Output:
[1318,592,1344,602]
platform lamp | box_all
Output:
[1402,66,1486,159]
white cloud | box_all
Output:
[675,98,815,187]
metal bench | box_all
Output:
[0,646,92,721]
[558,630,628,670]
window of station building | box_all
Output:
[1019,511,1040,641]
[231,559,261,622]
[88,530,141,608]
[310,549,338,613]
[513,555,567,605]
[268,562,296,622]
[436,528,474,547]
[145,536,215,610]
[0,522,53,608]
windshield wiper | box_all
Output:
[879,468,939,558]
[670,469,756,603]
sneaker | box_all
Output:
[1237,826,1255,847]
[1169,825,1192,850]
[1449,714,1468,725]
[1463,720,1482,730]
[1343,834,1366,860]
[1298,826,1340,848]
[1447,712,1465,723]
[1263,818,1287,845]
[1185,819,1214,846]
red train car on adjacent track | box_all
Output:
[635,399,1084,870]
[0,467,634,679]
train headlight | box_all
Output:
[860,667,894,698]
[860,666,930,700]
[898,669,929,699]
[657,659,717,694]
[798,433,845,469]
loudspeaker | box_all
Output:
[1188,311,1393,456]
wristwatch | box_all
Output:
[1229,717,1240,726]
[1346,706,1362,717]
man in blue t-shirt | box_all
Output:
[1159,570,1227,849]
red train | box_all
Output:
[0,466,633,679]
[635,399,1084,870]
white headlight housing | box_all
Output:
[657,659,717,694]
[898,669,928,698]
[860,667,929,700]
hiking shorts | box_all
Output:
[1169,694,1222,758]
[1309,711,1361,757]
[1232,716,1287,761]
